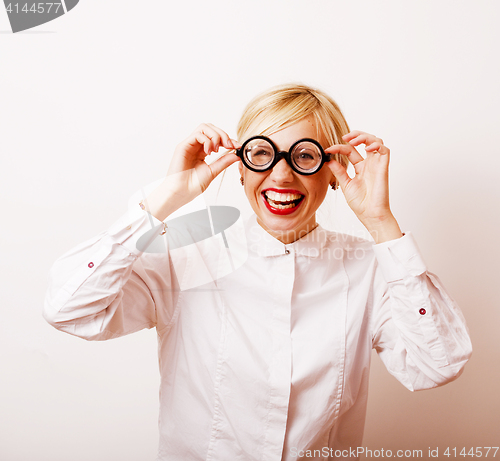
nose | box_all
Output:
[269,158,294,183]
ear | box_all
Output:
[238,161,243,177]
[328,168,335,184]
[327,169,337,190]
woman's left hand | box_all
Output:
[325,131,403,243]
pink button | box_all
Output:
[419,308,426,315]
[88,262,94,268]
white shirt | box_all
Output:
[43,202,472,461]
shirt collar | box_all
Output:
[245,214,328,258]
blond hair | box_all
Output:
[236,83,350,169]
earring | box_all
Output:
[240,177,244,186]
[330,182,337,190]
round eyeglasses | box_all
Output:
[236,136,332,175]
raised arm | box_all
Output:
[43,124,240,340]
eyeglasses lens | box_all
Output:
[291,141,322,173]
[243,139,275,168]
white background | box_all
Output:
[1,1,499,460]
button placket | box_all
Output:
[263,251,294,458]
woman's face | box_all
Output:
[239,116,334,244]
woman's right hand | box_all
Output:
[144,124,241,221]
[169,123,241,193]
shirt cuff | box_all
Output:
[372,232,427,282]
[106,203,166,257]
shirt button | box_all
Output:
[419,308,426,315]
[88,262,94,268]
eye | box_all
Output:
[242,138,275,167]
[244,143,274,166]
[297,151,315,160]
[294,148,318,161]
[253,149,273,157]
[292,143,322,172]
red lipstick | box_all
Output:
[261,188,305,215]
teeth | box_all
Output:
[269,202,295,209]
[265,190,302,202]
[264,190,304,210]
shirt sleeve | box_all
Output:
[370,232,472,391]
[43,203,175,341]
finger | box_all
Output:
[209,152,240,178]
[325,143,364,165]
[343,131,383,146]
[341,130,364,142]
[184,130,214,156]
[204,123,237,151]
[194,124,223,153]
[326,159,352,190]
[193,133,214,155]
[198,125,223,153]
[365,142,390,155]
[346,134,381,149]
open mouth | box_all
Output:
[261,189,305,215]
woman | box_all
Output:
[44,84,472,460]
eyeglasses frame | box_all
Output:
[236,135,333,176]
